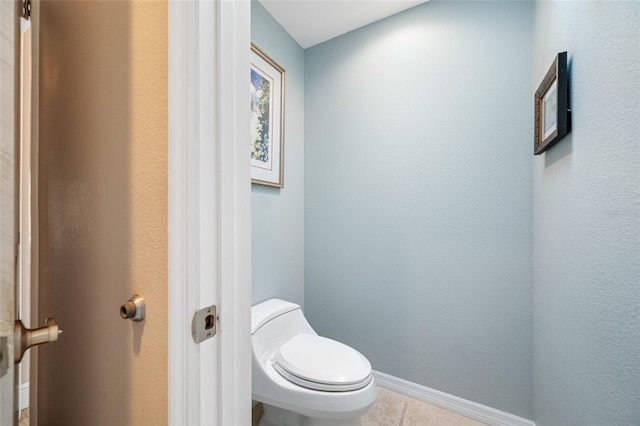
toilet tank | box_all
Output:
[251,299,317,364]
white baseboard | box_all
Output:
[19,383,29,411]
[372,371,534,426]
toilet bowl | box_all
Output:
[252,299,377,426]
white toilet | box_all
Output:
[252,299,377,426]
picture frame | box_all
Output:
[534,51,570,155]
[250,43,285,187]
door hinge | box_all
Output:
[22,0,31,20]
[191,305,217,343]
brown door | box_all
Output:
[31,1,169,424]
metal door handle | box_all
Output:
[15,317,63,363]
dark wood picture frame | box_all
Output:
[534,51,571,155]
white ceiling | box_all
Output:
[258,0,430,49]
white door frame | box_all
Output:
[168,1,251,424]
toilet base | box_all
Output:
[259,404,363,426]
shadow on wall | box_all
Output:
[544,134,573,168]
[252,184,282,196]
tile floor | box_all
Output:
[362,387,487,426]
[253,387,487,425]
[21,388,486,426]
[18,408,29,426]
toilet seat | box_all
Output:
[273,334,373,392]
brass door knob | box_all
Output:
[120,294,145,321]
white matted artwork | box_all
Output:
[250,44,285,187]
[542,79,558,140]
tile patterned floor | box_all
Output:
[18,408,29,426]
[362,387,487,426]
[21,389,484,426]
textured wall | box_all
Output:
[251,1,306,306]
[532,2,640,425]
[304,1,533,418]
[37,1,167,424]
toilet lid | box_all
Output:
[273,334,372,391]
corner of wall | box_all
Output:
[250,0,306,307]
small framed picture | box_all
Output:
[250,43,285,187]
[534,52,570,155]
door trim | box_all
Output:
[168,0,251,424]
[216,1,251,423]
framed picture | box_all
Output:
[250,43,285,187]
[534,51,570,155]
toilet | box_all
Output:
[252,299,377,426]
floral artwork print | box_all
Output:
[250,44,284,187]
[250,68,272,169]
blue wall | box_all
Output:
[251,1,305,306]
[532,2,640,425]
[304,1,533,418]
[252,1,640,422]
